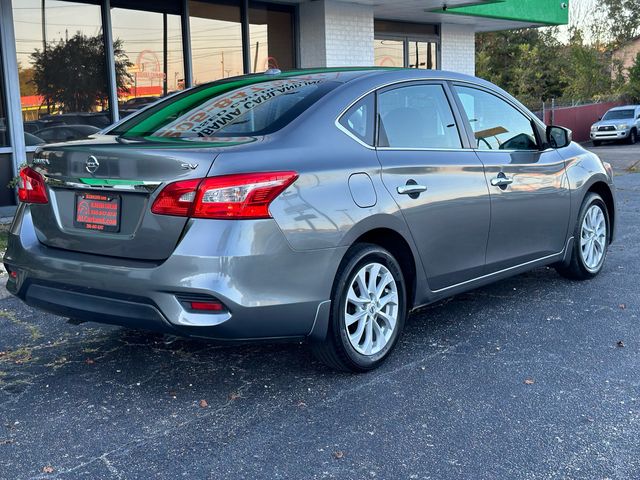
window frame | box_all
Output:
[375,80,470,151]
[450,82,547,153]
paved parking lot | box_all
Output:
[1,144,639,479]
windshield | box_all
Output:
[603,109,635,120]
[110,74,341,140]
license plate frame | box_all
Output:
[74,192,121,233]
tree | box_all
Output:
[30,32,132,113]
[17,63,36,97]
[601,0,640,47]
[623,53,640,102]
[477,29,566,106]
[562,29,612,100]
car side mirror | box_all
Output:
[547,125,572,149]
[598,117,602,121]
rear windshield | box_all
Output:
[110,74,341,140]
[603,109,635,120]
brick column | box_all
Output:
[299,0,374,68]
[440,23,476,76]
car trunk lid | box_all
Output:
[28,136,252,260]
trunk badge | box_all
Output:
[85,156,100,174]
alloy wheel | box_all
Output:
[344,262,399,356]
[580,204,607,271]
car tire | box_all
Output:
[628,129,638,145]
[592,140,601,147]
[311,243,407,372]
[555,193,610,281]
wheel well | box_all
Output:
[588,181,615,240]
[353,229,417,308]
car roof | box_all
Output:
[608,105,640,111]
[193,67,486,89]
[37,124,99,131]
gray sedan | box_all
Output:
[5,68,616,372]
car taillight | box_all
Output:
[18,167,48,204]
[150,178,200,216]
[151,171,298,219]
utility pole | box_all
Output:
[42,0,50,114]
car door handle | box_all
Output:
[490,175,514,187]
[397,185,428,195]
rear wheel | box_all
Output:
[555,193,609,280]
[312,244,407,372]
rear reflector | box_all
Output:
[151,171,298,219]
[18,167,48,204]
[190,301,224,312]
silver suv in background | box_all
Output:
[590,105,640,146]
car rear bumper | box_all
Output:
[4,206,343,341]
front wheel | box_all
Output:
[311,244,407,372]
[592,140,602,147]
[555,193,610,280]
[628,129,638,145]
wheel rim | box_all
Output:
[580,205,607,271]
[344,262,399,356]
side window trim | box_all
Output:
[374,80,469,151]
[451,82,543,152]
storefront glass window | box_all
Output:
[111,7,185,113]
[374,39,404,68]
[248,5,294,73]
[13,1,109,129]
[189,1,243,84]
[407,41,438,70]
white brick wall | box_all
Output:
[324,1,374,67]
[299,1,475,75]
[440,23,476,76]
[299,0,374,68]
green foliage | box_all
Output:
[17,64,36,97]
[477,2,640,105]
[562,29,612,100]
[477,29,570,105]
[30,33,132,113]
[623,53,640,102]
[601,0,640,48]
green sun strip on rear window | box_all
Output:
[114,68,394,141]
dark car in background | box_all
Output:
[120,97,160,110]
[0,128,44,147]
[5,68,616,372]
[38,112,111,130]
[34,125,100,143]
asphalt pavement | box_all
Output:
[0,143,639,479]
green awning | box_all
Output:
[436,0,570,26]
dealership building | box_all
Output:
[0,0,568,213]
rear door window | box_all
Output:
[377,84,462,149]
